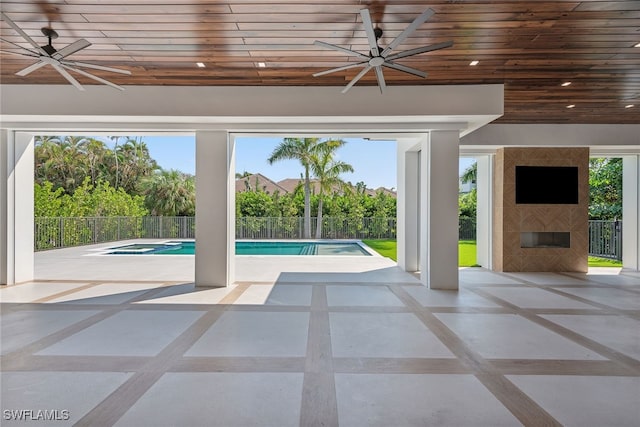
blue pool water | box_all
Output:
[105,241,371,256]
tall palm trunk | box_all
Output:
[303,168,311,239]
[315,197,323,239]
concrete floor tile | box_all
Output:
[508,375,640,427]
[1,372,132,426]
[330,312,454,358]
[36,310,204,356]
[435,313,606,360]
[115,373,303,427]
[335,374,519,427]
[185,311,309,357]
[541,314,640,360]
[403,286,501,308]
[480,287,597,309]
[1,310,98,355]
[326,285,404,307]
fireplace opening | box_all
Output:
[521,232,570,248]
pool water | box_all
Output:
[105,241,371,256]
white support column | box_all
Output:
[622,155,640,271]
[195,131,235,287]
[396,139,420,272]
[1,131,35,285]
[0,130,8,285]
[476,154,494,269]
[421,131,460,290]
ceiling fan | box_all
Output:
[313,8,452,93]
[0,12,131,91]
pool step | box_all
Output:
[300,244,318,255]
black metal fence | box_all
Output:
[34,216,623,261]
[236,217,398,240]
[459,217,476,240]
[588,220,622,261]
[35,216,195,251]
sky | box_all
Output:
[103,135,476,190]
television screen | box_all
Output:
[515,166,579,204]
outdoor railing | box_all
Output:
[588,220,622,261]
[236,217,398,240]
[35,216,195,251]
[34,216,623,261]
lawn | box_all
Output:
[363,239,622,268]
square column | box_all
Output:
[1,131,34,285]
[421,131,460,290]
[396,139,420,272]
[195,131,235,287]
[476,154,494,269]
[623,156,640,270]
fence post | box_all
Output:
[60,217,65,248]
[615,220,623,261]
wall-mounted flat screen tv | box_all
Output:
[515,166,579,204]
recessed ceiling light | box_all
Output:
[566,104,575,109]
[635,42,640,47]
[561,81,572,87]
[257,62,266,68]
[469,60,479,66]
[625,104,635,108]
[196,62,205,68]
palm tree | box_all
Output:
[83,138,109,186]
[117,137,158,194]
[310,140,353,238]
[268,138,322,238]
[34,135,62,185]
[109,136,123,189]
[461,162,477,184]
[142,169,195,216]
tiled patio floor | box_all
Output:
[1,265,639,426]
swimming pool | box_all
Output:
[103,241,372,256]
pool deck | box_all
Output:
[35,239,413,283]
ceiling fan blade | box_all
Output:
[342,65,371,93]
[61,64,124,91]
[0,37,40,56]
[360,9,380,57]
[15,61,47,76]
[313,41,369,60]
[51,63,85,90]
[0,48,40,59]
[0,12,48,56]
[381,8,435,57]
[374,66,386,94]
[382,61,427,78]
[385,40,453,61]
[313,61,368,77]
[52,39,91,60]
[60,60,131,75]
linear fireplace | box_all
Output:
[521,232,570,249]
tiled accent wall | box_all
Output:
[493,147,589,272]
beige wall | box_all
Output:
[493,147,589,272]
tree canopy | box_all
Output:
[589,158,622,220]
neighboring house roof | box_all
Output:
[277,178,328,195]
[237,174,396,198]
[374,187,397,198]
[276,178,305,194]
[235,173,288,194]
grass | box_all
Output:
[363,239,623,268]
[588,256,623,267]
[458,240,479,267]
[362,239,397,260]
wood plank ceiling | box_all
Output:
[1,1,639,124]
